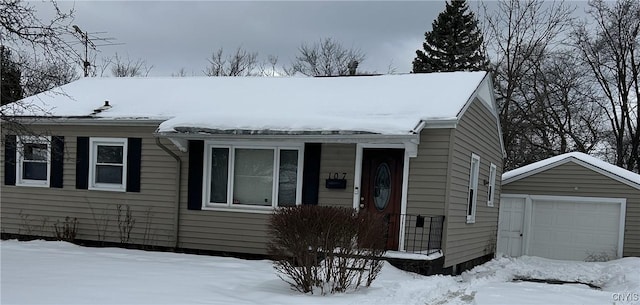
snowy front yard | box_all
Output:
[1,240,638,305]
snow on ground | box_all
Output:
[1,240,638,305]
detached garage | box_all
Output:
[498,152,640,261]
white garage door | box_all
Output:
[529,197,623,261]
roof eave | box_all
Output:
[155,130,421,154]
[1,117,166,127]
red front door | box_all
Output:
[360,149,404,250]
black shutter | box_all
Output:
[302,143,322,205]
[76,137,89,189]
[187,140,204,210]
[126,138,142,192]
[50,136,64,188]
[4,135,16,186]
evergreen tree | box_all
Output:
[412,0,489,73]
[1,46,23,105]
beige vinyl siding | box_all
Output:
[177,208,271,255]
[406,129,451,217]
[317,143,356,208]
[176,142,271,255]
[1,135,357,255]
[1,125,177,247]
[177,143,357,255]
[445,98,503,267]
[502,162,640,257]
[404,129,451,253]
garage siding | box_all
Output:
[502,162,640,257]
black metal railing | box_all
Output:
[385,214,445,254]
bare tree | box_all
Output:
[385,60,398,75]
[517,51,604,157]
[482,0,576,170]
[573,0,640,173]
[257,55,280,77]
[87,56,113,78]
[19,55,79,96]
[288,37,366,76]
[109,53,153,77]
[1,46,23,105]
[204,47,258,76]
[171,67,189,77]
[0,0,76,67]
[1,0,76,136]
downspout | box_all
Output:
[155,137,182,249]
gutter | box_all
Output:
[155,131,420,143]
[411,120,427,134]
[155,137,182,249]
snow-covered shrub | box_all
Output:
[268,205,387,294]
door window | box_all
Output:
[373,163,391,210]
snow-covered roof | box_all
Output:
[503,152,640,190]
[4,72,489,135]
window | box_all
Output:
[487,163,497,207]
[203,143,303,209]
[89,138,127,191]
[16,136,51,187]
[467,154,480,223]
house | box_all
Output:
[498,152,640,261]
[1,71,503,273]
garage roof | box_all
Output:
[502,152,640,190]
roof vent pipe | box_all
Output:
[91,100,112,115]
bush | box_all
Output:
[117,204,136,244]
[268,205,387,294]
[53,216,78,242]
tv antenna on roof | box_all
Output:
[72,25,124,77]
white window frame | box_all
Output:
[202,141,304,211]
[89,137,128,192]
[16,136,51,187]
[487,163,497,207]
[467,153,480,223]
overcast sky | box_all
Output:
[34,1,464,76]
